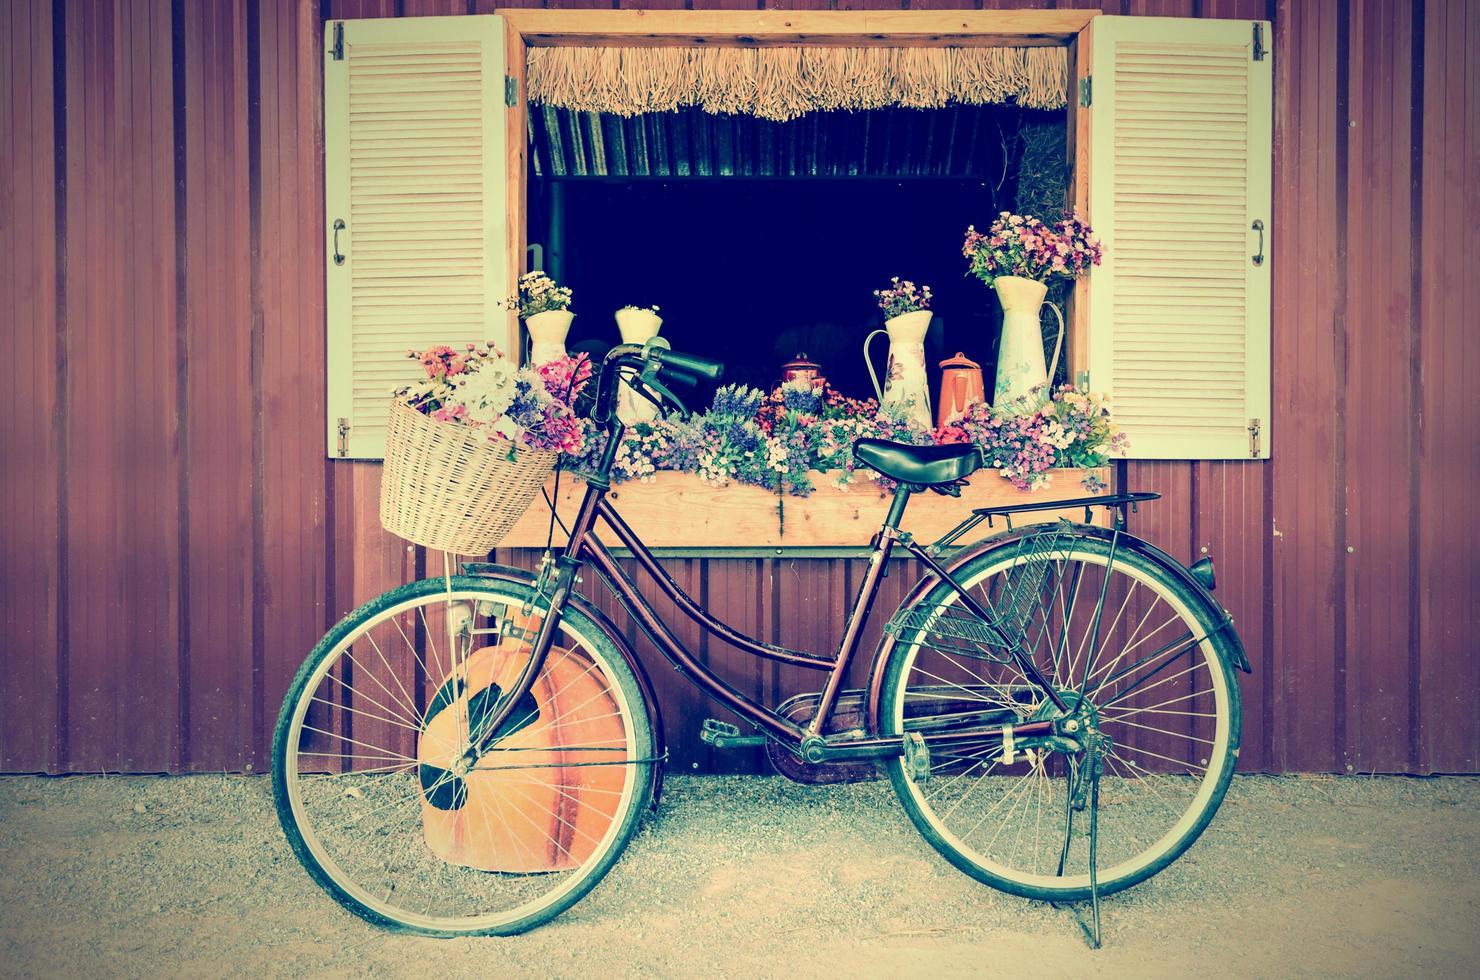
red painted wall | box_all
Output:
[2,0,1475,774]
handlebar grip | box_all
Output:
[656,349,724,384]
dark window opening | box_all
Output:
[527,104,1069,403]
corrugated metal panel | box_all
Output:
[530,103,1042,179]
[0,0,62,771]
[1,0,1477,775]
[1416,0,1480,772]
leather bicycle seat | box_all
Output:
[853,438,983,487]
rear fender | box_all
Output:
[863,523,1252,733]
[462,562,666,806]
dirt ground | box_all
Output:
[0,774,1476,979]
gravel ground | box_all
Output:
[1,774,1477,979]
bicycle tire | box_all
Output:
[271,575,655,937]
[879,529,1242,902]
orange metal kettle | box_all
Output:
[937,351,985,426]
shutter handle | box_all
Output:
[332,218,346,266]
[1251,219,1265,267]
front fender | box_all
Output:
[462,562,666,806]
[863,522,1252,733]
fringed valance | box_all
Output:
[526,46,1068,122]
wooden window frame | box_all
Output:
[498,9,1099,378]
[488,10,1106,549]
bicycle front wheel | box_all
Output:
[271,575,655,936]
[880,530,1241,901]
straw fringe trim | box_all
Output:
[528,46,1067,121]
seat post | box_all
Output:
[883,484,913,530]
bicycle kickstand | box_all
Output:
[1080,747,1104,950]
[1053,736,1107,949]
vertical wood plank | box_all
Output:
[1417,0,1480,773]
[0,0,61,772]
[1268,0,1344,773]
[180,0,256,771]
[1340,0,1415,774]
[63,0,183,772]
[258,0,331,769]
[1196,461,1268,770]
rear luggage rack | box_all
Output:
[888,523,1070,662]
[928,491,1161,554]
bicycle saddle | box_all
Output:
[853,438,984,487]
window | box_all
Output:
[322,12,1274,461]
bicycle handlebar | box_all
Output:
[654,348,724,384]
[590,343,725,425]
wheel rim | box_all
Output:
[279,585,641,931]
[889,541,1233,892]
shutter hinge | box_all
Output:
[504,74,519,108]
[337,418,350,457]
[1252,22,1266,61]
[330,22,344,61]
[1078,76,1092,108]
[1248,418,1261,458]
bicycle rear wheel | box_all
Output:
[880,529,1241,901]
[271,575,655,936]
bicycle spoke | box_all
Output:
[1107,716,1215,746]
[1099,660,1207,710]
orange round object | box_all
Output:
[417,617,628,873]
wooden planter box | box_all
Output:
[500,467,1110,549]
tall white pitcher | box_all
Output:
[991,275,1064,408]
[864,309,933,428]
[614,307,663,425]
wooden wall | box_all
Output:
[2,0,1475,775]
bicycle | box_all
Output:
[272,342,1251,943]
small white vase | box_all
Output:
[991,275,1064,408]
[863,309,933,428]
[614,309,663,424]
[525,309,574,367]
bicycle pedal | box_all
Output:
[700,719,766,749]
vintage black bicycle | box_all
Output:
[272,342,1250,942]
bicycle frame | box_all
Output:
[469,345,1074,762]
[481,475,1067,764]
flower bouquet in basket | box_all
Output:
[380,342,592,554]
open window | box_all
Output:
[321,11,1274,463]
[527,102,1069,399]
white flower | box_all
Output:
[451,358,517,424]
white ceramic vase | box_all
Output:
[525,309,574,367]
[991,275,1064,409]
[614,308,663,424]
[863,309,933,427]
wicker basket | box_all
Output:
[380,398,559,554]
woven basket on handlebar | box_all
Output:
[380,397,559,554]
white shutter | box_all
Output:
[325,15,508,459]
[1087,16,1272,459]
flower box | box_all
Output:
[498,467,1111,550]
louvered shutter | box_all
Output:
[325,15,509,459]
[1086,16,1272,459]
